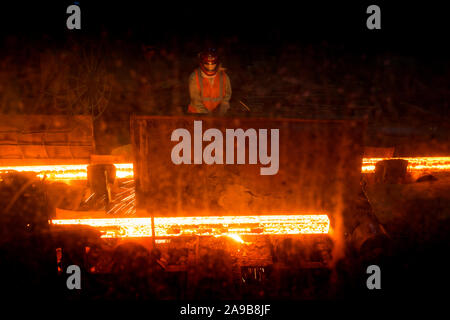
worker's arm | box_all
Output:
[218,73,232,115]
[188,72,209,113]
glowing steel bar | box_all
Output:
[51,214,330,238]
[114,163,134,178]
[361,157,450,173]
[0,163,134,180]
[1,158,449,180]
[0,164,88,180]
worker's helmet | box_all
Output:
[199,48,219,76]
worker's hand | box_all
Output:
[188,104,209,114]
[217,102,230,115]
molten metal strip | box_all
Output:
[361,157,450,173]
[51,214,330,238]
[1,158,449,181]
[0,163,133,180]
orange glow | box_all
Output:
[1,158,449,181]
[361,157,450,173]
[51,214,330,238]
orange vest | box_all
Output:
[188,68,226,113]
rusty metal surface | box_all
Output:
[0,115,94,164]
[131,115,364,217]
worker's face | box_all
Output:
[203,63,217,72]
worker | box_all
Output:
[187,48,232,115]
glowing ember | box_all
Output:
[51,214,330,238]
[361,157,450,173]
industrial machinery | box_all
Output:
[6,114,446,299]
